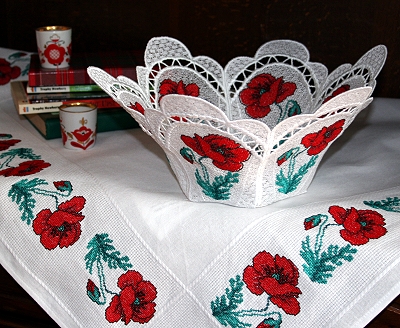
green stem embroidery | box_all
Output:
[276,100,301,124]
[8,178,72,224]
[0,148,41,169]
[211,276,283,328]
[85,234,132,304]
[182,149,240,200]
[300,215,357,284]
[276,148,316,194]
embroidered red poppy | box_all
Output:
[43,44,66,66]
[32,196,85,250]
[301,119,345,155]
[323,84,350,104]
[105,270,157,324]
[328,205,387,245]
[0,58,21,85]
[0,159,51,177]
[243,251,301,315]
[0,138,21,151]
[129,102,145,115]
[239,73,296,118]
[159,79,200,99]
[181,133,250,171]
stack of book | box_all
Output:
[11,50,144,139]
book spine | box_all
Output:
[28,67,137,87]
[26,84,103,93]
[18,98,120,114]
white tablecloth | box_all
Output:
[0,48,399,328]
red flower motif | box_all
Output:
[0,138,21,151]
[105,270,157,324]
[32,196,86,250]
[323,85,350,104]
[239,73,296,118]
[0,159,51,177]
[70,140,95,150]
[72,126,93,143]
[301,119,345,155]
[129,102,145,115]
[0,58,21,85]
[243,251,301,315]
[43,44,66,66]
[159,79,200,99]
[328,206,387,245]
[181,133,250,171]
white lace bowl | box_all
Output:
[87,37,387,208]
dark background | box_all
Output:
[1,0,399,98]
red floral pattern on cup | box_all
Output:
[105,270,157,324]
[243,251,301,315]
[328,205,387,245]
[301,119,345,155]
[43,43,66,66]
[32,196,86,250]
[181,133,250,171]
[239,73,296,118]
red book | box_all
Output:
[28,50,144,87]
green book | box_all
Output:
[25,108,139,140]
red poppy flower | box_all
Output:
[301,119,345,155]
[105,270,157,324]
[181,133,250,171]
[323,85,350,104]
[0,159,51,177]
[72,126,93,143]
[328,205,387,245]
[43,44,66,66]
[53,180,72,192]
[0,58,21,85]
[159,79,199,98]
[243,251,301,315]
[239,73,296,118]
[0,138,21,151]
[129,102,145,115]
[32,196,86,250]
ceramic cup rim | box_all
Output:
[59,102,97,113]
[36,26,71,32]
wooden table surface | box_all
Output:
[0,265,399,327]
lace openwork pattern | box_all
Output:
[87,37,386,207]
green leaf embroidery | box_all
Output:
[364,197,400,213]
[276,155,317,194]
[211,275,251,328]
[301,237,357,284]
[85,234,132,274]
[196,169,239,200]
[85,234,132,305]
[8,178,47,224]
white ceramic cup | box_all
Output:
[59,103,97,150]
[36,26,72,69]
